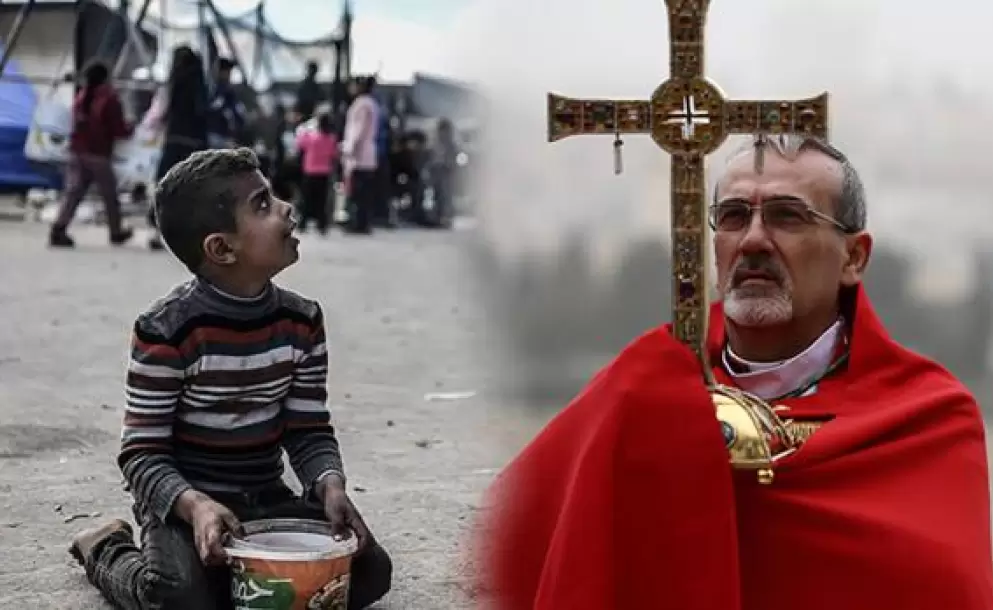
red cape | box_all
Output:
[478,286,993,609]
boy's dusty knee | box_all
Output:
[137,564,218,610]
[349,541,393,608]
[367,542,394,592]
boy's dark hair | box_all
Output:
[154,147,261,273]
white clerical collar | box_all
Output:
[723,319,845,401]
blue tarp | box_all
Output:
[0,44,61,191]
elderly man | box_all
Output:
[479,135,993,610]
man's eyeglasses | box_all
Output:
[708,198,851,233]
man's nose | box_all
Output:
[278,199,294,218]
[737,209,774,253]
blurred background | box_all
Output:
[439,0,993,410]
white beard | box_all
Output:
[722,283,793,327]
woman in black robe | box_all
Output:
[147,46,209,250]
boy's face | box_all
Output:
[207,170,299,279]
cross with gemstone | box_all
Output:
[546,0,829,376]
[667,94,711,140]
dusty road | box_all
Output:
[0,221,542,609]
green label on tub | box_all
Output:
[231,573,296,610]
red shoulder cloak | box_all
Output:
[478,286,993,609]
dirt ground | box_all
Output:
[0,220,544,609]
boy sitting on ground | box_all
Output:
[69,148,392,609]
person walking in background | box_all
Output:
[296,113,338,235]
[264,102,295,202]
[206,57,246,149]
[372,95,394,228]
[393,131,427,225]
[341,76,379,235]
[293,60,323,123]
[428,118,459,229]
[48,61,134,248]
[143,45,209,251]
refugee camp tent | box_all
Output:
[0,42,60,191]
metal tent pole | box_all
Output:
[0,0,36,77]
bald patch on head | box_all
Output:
[713,134,867,232]
[717,146,844,216]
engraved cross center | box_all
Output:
[666,94,711,140]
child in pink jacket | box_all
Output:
[295,113,339,234]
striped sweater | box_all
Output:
[119,278,343,522]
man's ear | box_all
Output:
[841,231,872,287]
[202,233,237,266]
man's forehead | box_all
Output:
[716,147,842,197]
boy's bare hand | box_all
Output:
[175,490,243,566]
[318,475,370,551]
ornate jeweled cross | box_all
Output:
[547,0,830,483]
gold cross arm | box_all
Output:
[548,88,828,151]
[545,0,830,379]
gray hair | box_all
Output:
[716,134,867,233]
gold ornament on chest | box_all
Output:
[546,0,830,484]
[785,419,828,445]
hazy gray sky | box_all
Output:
[141,0,474,80]
[445,0,993,296]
